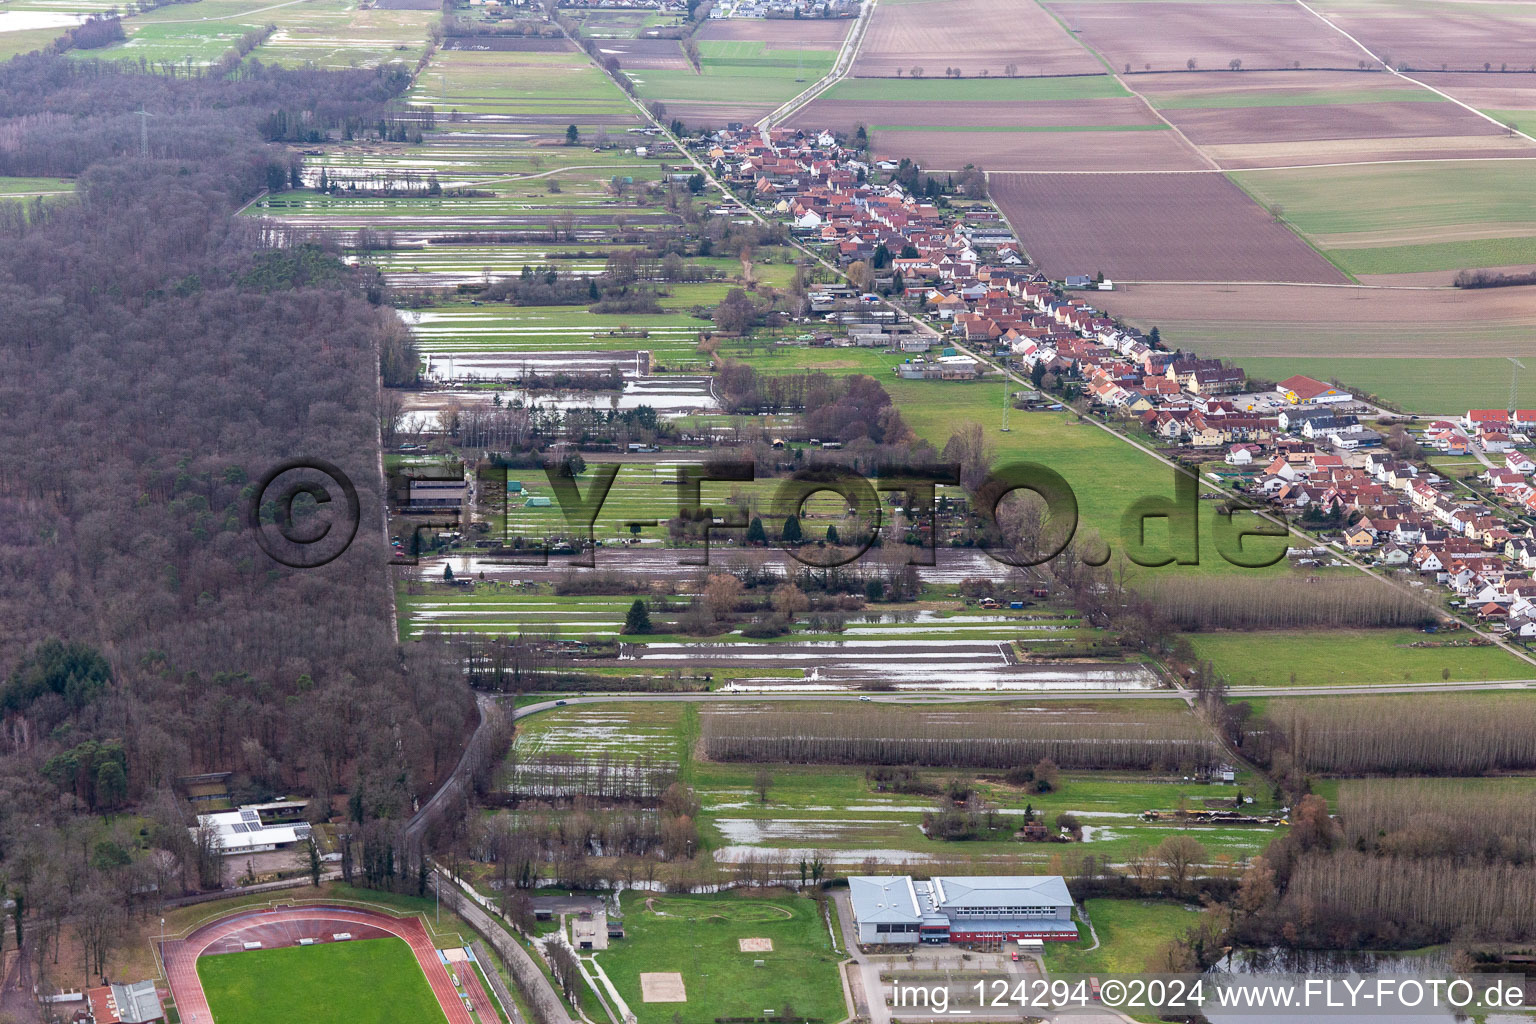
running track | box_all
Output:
[161,906,474,1024]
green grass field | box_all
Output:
[1231,162,1536,276]
[409,48,641,117]
[1044,899,1204,975]
[197,937,450,1024]
[694,758,1281,869]
[885,381,1294,578]
[598,892,844,1024]
[1186,629,1534,688]
[632,46,837,106]
[0,176,74,196]
[1232,356,1529,415]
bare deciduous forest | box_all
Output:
[0,55,472,948]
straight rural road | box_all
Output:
[759,0,874,130]
[506,679,1536,716]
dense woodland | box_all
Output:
[0,56,473,984]
[1254,695,1536,775]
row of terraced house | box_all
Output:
[716,127,1536,639]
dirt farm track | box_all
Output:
[161,905,473,1024]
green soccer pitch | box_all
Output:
[195,937,451,1024]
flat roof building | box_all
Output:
[192,806,312,856]
[848,875,1077,946]
[87,981,164,1024]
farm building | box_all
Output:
[847,875,1077,945]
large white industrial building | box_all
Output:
[847,875,1077,945]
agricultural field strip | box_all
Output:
[62,0,438,67]
[1290,0,1536,147]
[1229,160,1536,273]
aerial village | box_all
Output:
[702,126,1536,638]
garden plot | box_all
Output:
[714,817,926,847]
[252,190,673,236]
[839,611,1083,642]
[409,546,1105,586]
[402,305,705,366]
[400,380,717,427]
[398,589,633,639]
[365,244,623,288]
[628,640,1160,690]
[506,702,685,798]
[305,132,658,188]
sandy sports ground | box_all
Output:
[850,0,1101,78]
[991,171,1348,282]
[641,972,689,1002]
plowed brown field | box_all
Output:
[1095,280,1536,357]
[698,18,854,48]
[851,0,1102,78]
[1047,1,1366,73]
[991,171,1348,282]
[1306,0,1536,72]
[870,126,1209,171]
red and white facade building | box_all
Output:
[848,875,1078,945]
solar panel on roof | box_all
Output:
[230,822,249,833]
[240,810,259,822]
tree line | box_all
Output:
[1145,577,1434,631]
[1260,696,1536,775]
[700,709,1222,771]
